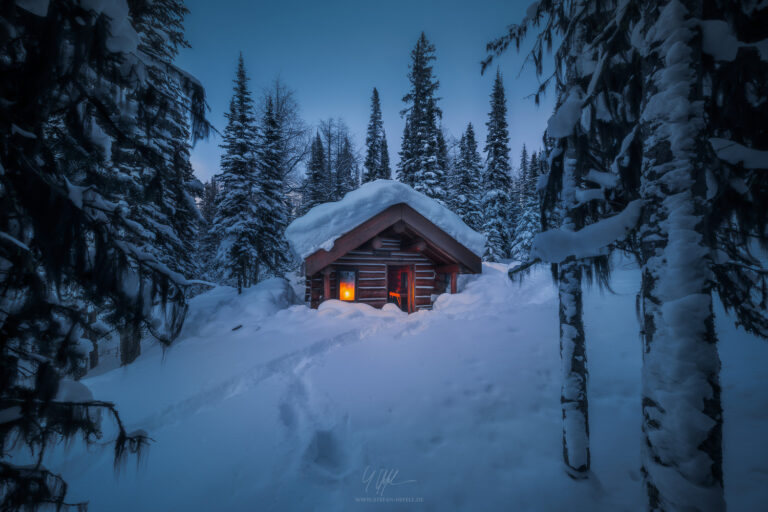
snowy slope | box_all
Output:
[46,261,768,511]
[285,179,486,259]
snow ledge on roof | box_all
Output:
[285,180,486,260]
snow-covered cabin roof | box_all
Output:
[286,180,485,260]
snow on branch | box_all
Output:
[531,200,643,263]
[710,138,768,169]
[546,87,584,139]
[699,20,768,62]
[0,232,30,252]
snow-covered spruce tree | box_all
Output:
[197,177,220,281]
[0,1,208,508]
[507,144,527,256]
[490,0,768,502]
[363,88,390,182]
[335,134,358,199]
[706,2,768,343]
[511,144,541,260]
[254,98,291,278]
[636,1,735,507]
[319,118,358,201]
[48,0,205,365]
[380,136,392,179]
[302,132,328,213]
[134,0,203,280]
[451,123,484,231]
[320,118,338,199]
[624,2,768,504]
[213,54,261,293]
[398,118,415,186]
[398,33,446,201]
[486,0,644,479]
[482,69,514,261]
[258,79,310,221]
[437,128,450,183]
[101,0,205,363]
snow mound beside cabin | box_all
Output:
[285,179,486,259]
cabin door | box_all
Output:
[387,265,414,313]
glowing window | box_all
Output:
[338,270,355,301]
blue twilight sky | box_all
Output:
[175,0,555,183]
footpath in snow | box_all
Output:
[48,262,768,511]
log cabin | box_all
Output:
[285,181,484,313]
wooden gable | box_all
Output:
[303,203,482,277]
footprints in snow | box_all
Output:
[276,350,355,482]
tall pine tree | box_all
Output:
[489,0,768,503]
[482,69,513,261]
[254,98,291,278]
[511,144,540,260]
[336,134,358,195]
[212,54,261,292]
[197,177,219,281]
[0,1,209,507]
[380,136,391,179]
[363,88,390,182]
[302,132,328,212]
[398,33,446,201]
[134,0,203,281]
[450,123,483,231]
[319,118,359,201]
[487,1,638,481]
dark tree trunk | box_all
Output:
[120,324,141,366]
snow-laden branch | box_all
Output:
[531,199,643,263]
[0,231,31,252]
[699,20,768,62]
[710,138,768,169]
[546,87,584,139]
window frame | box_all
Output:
[336,267,358,302]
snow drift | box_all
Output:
[41,262,768,511]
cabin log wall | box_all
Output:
[306,236,453,311]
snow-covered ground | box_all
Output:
[48,261,768,511]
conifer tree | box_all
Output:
[258,79,309,220]
[0,1,209,507]
[319,118,358,201]
[398,33,446,201]
[380,136,391,179]
[364,88,389,182]
[398,118,415,187]
[482,69,513,261]
[489,0,768,503]
[451,123,483,231]
[303,133,328,212]
[511,144,540,260]
[487,1,638,481]
[135,0,203,281]
[56,0,205,365]
[197,177,220,280]
[254,98,291,278]
[436,128,450,181]
[336,135,358,196]
[212,54,261,292]
[200,178,219,231]
[518,144,529,184]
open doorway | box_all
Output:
[387,265,412,313]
